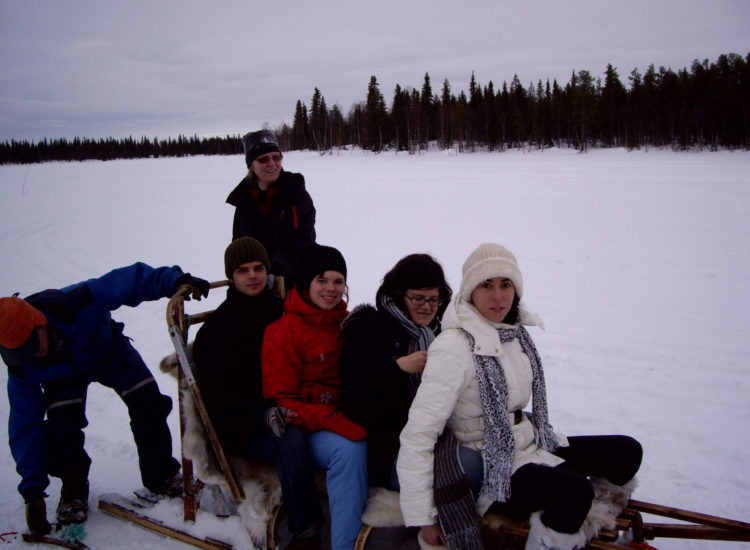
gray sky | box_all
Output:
[1,0,748,142]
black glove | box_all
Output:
[25,497,51,535]
[174,273,210,301]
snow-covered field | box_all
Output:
[1,148,749,549]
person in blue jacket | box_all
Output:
[0,263,209,536]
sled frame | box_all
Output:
[169,278,285,504]
[166,278,285,548]
[460,499,750,550]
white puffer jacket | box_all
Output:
[396,295,567,527]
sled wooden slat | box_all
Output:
[182,448,197,522]
[628,499,750,534]
[22,534,89,549]
[169,322,245,503]
[585,540,631,550]
[99,500,233,550]
[642,523,750,542]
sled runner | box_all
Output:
[21,533,89,550]
[98,498,232,550]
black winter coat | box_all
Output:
[192,286,283,452]
[226,170,316,285]
[340,305,416,487]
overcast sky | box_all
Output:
[1,0,748,142]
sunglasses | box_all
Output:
[255,153,283,165]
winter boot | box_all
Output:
[56,479,89,525]
[525,511,587,550]
[153,471,184,498]
[524,530,554,550]
[26,497,52,535]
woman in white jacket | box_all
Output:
[397,243,642,550]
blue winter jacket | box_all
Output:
[6,262,184,499]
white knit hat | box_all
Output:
[460,243,524,301]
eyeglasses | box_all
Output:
[255,153,283,165]
[404,295,442,307]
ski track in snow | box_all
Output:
[1,148,749,549]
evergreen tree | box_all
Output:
[309,87,329,152]
[600,64,627,147]
[570,69,599,151]
[439,78,453,148]
[391,84,411,151]
[291,100,309,150]
[363,76,388,151]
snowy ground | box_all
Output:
[1,147,749,549]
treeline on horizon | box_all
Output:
[1,52,748,165]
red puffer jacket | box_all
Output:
[262,289,366,441]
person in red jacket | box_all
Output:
[262,244,367,550]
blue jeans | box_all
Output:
[308,431,368,550]
[238,426,324,537]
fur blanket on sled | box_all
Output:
[161,348,282,549]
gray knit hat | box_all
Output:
[460,243,524,301]
[242,130,281,167]
[224,237,271,278]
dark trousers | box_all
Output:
[43,335,180,492]
[236,426,324,537]
[462,435,642,534]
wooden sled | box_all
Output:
[355,487,750,549]
[101,278,750,550]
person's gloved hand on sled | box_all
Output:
[174,273,210,301]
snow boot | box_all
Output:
[26,497,52,535]
[525,511,587,550]
[153,472,184,498]
[524,530,554,550]
[56,479,89,525]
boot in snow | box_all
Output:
[56,479,89,524]
[26,497,52,535]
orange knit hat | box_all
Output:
[0,297,47,349]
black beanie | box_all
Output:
[242,130,281,167]
[224,237,271,278]
[295,244,347,292]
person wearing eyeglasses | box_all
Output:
[226,130,316,290]
[339,254,452,490]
